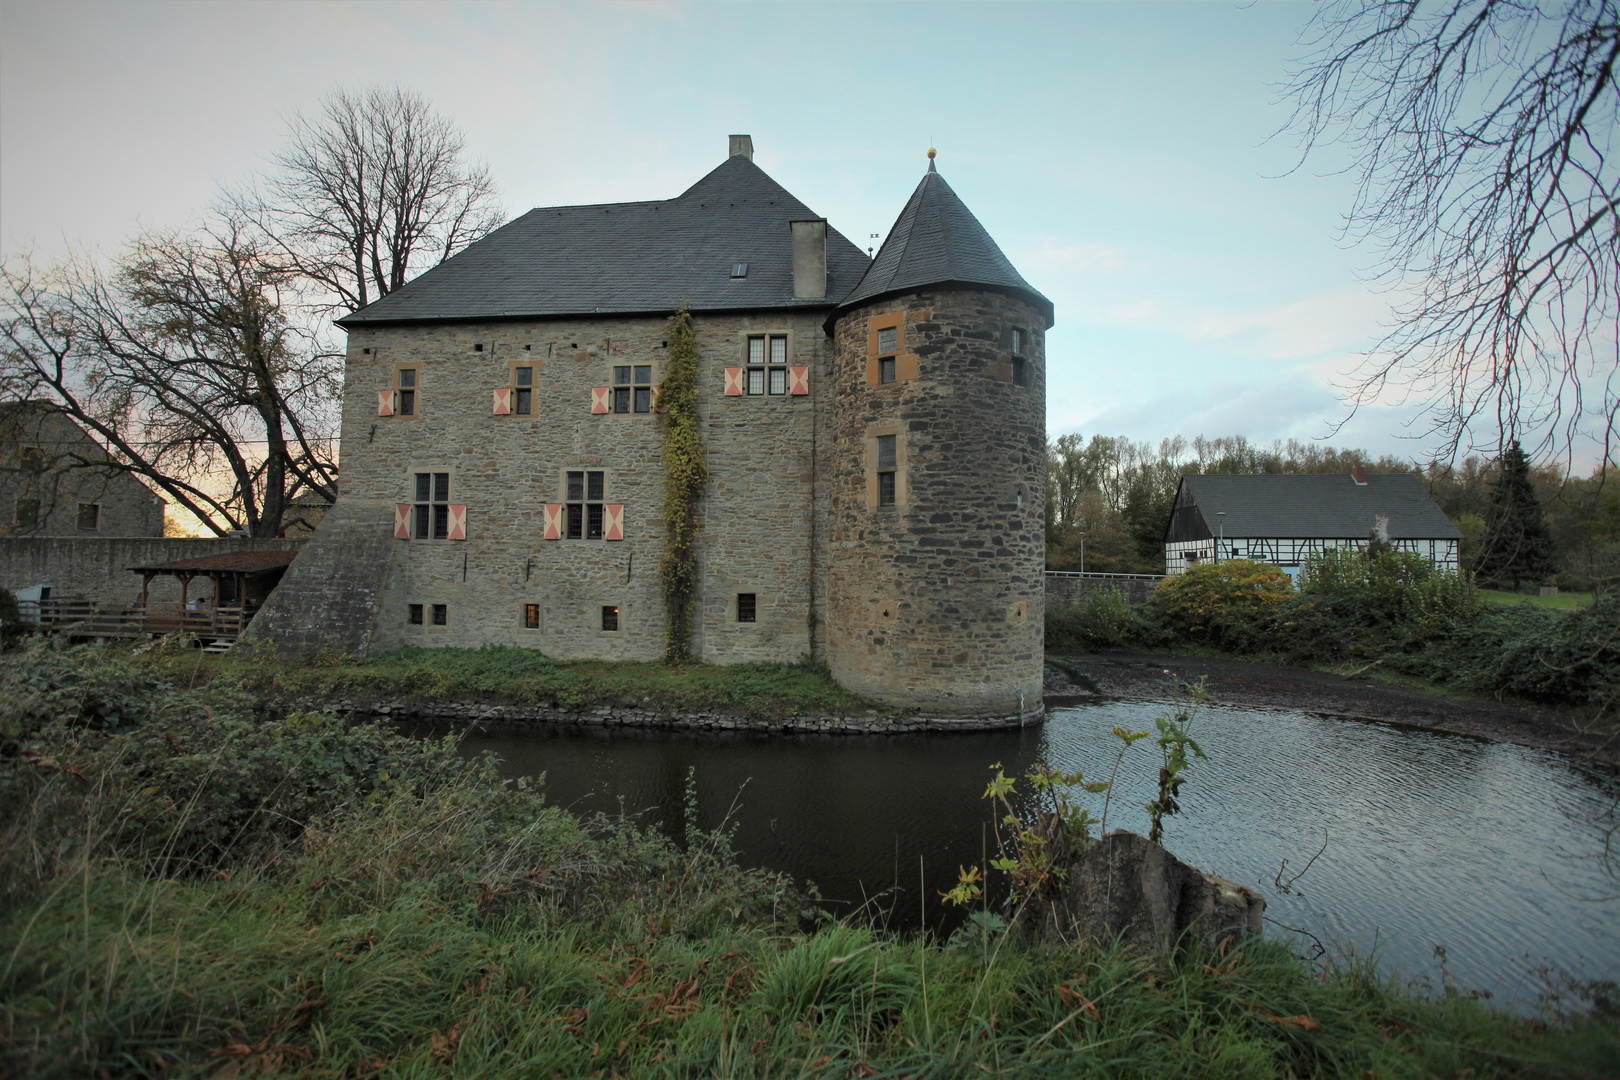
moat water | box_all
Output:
[415,697,1620,1009]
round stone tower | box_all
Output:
[823,154,1052,719]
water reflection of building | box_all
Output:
[1163,469,1463,579]
[249,137,1051,718]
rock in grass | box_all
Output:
[1016,830,1264,956]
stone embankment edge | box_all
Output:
[325,698,1045,734]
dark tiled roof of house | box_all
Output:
[337,155,871,326]
[129,551,301,575]
[835,170,1052,327]
[1176,473,1461,539]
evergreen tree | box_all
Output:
[1473,441,1556,591]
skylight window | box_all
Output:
[731,263,748,278]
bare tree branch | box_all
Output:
[1284,0,1620,468]
[229,85,504,316]
[0,220,340,537]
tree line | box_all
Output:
[1044,433,1620,596]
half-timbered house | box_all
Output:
[1162,468,1461,579]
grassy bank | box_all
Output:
[2,640,1616,1078]
[1479,588,1596,610]
[125,641,893,719]
[1047,553,1620,720]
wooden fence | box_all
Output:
[34,600,248,640]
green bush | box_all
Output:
[1407,593,1620,709]
[1151,560,1293,650]
[1274,550,1484,663]
[0,587,24,641]
[1045,589,1150,651]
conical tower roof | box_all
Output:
[834,164,1052,327]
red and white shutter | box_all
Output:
[492,387,511,415]
[789,365,810,395]
[590,387,610,413]
[394,503,411,539]
[604,504,624,541]
[447,504,467,541]
[723,367,744,396]
[543,504,563,540]
[377,389,395,416]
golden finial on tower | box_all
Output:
[927,146,937,173]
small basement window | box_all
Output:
[432,603,447,626]
[524,603,540,629]
[601,605,619,632]
[737,593,757,623]
[409,603,424,625]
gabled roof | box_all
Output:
[337,155,870,327]
[1172,473,1461,540]
[835,168,1053,327]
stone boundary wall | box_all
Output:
[327,697,1045,735]
[1045,572,1164,607]
[2,537,309,606]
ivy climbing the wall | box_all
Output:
[658,305,708,662]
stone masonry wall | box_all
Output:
[241,499,400,656]
[270,310,832,661]
[2,409,165,539]
[1045,572,1164,607]
[1,537,307,606]
[825,290,1047,716]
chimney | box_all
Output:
[790,218,827,300]
[1351,466,1367,485]
[728,134,753,161]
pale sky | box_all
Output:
[0,0,1527,466]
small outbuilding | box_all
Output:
[1162,469,1462,579]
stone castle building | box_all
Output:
[249,137,1052,718]
[2,403,165,539]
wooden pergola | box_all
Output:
[35,550,301,642]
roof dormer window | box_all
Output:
[731,263,748,278]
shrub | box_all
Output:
[1279,550,1484,661]
[1151,560,1292,650]
[1412,593,1620,709]
[1045,590,1147,651]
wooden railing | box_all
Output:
[36,600,249,640]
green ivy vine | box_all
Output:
[657,305,708,663]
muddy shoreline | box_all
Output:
[1046,651,1619,770]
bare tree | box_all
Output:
[235,85,504,315]
[0,218,340,537]
[1285,0,1620,466]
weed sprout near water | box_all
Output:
[944,680,1210,917]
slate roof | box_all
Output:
[835,169,1053,328]
[336,155,871,327]
[129,551,301,575]
[1172,473,1461,540]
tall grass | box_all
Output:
[2,639,1614,1077]
[125,641,892,719]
